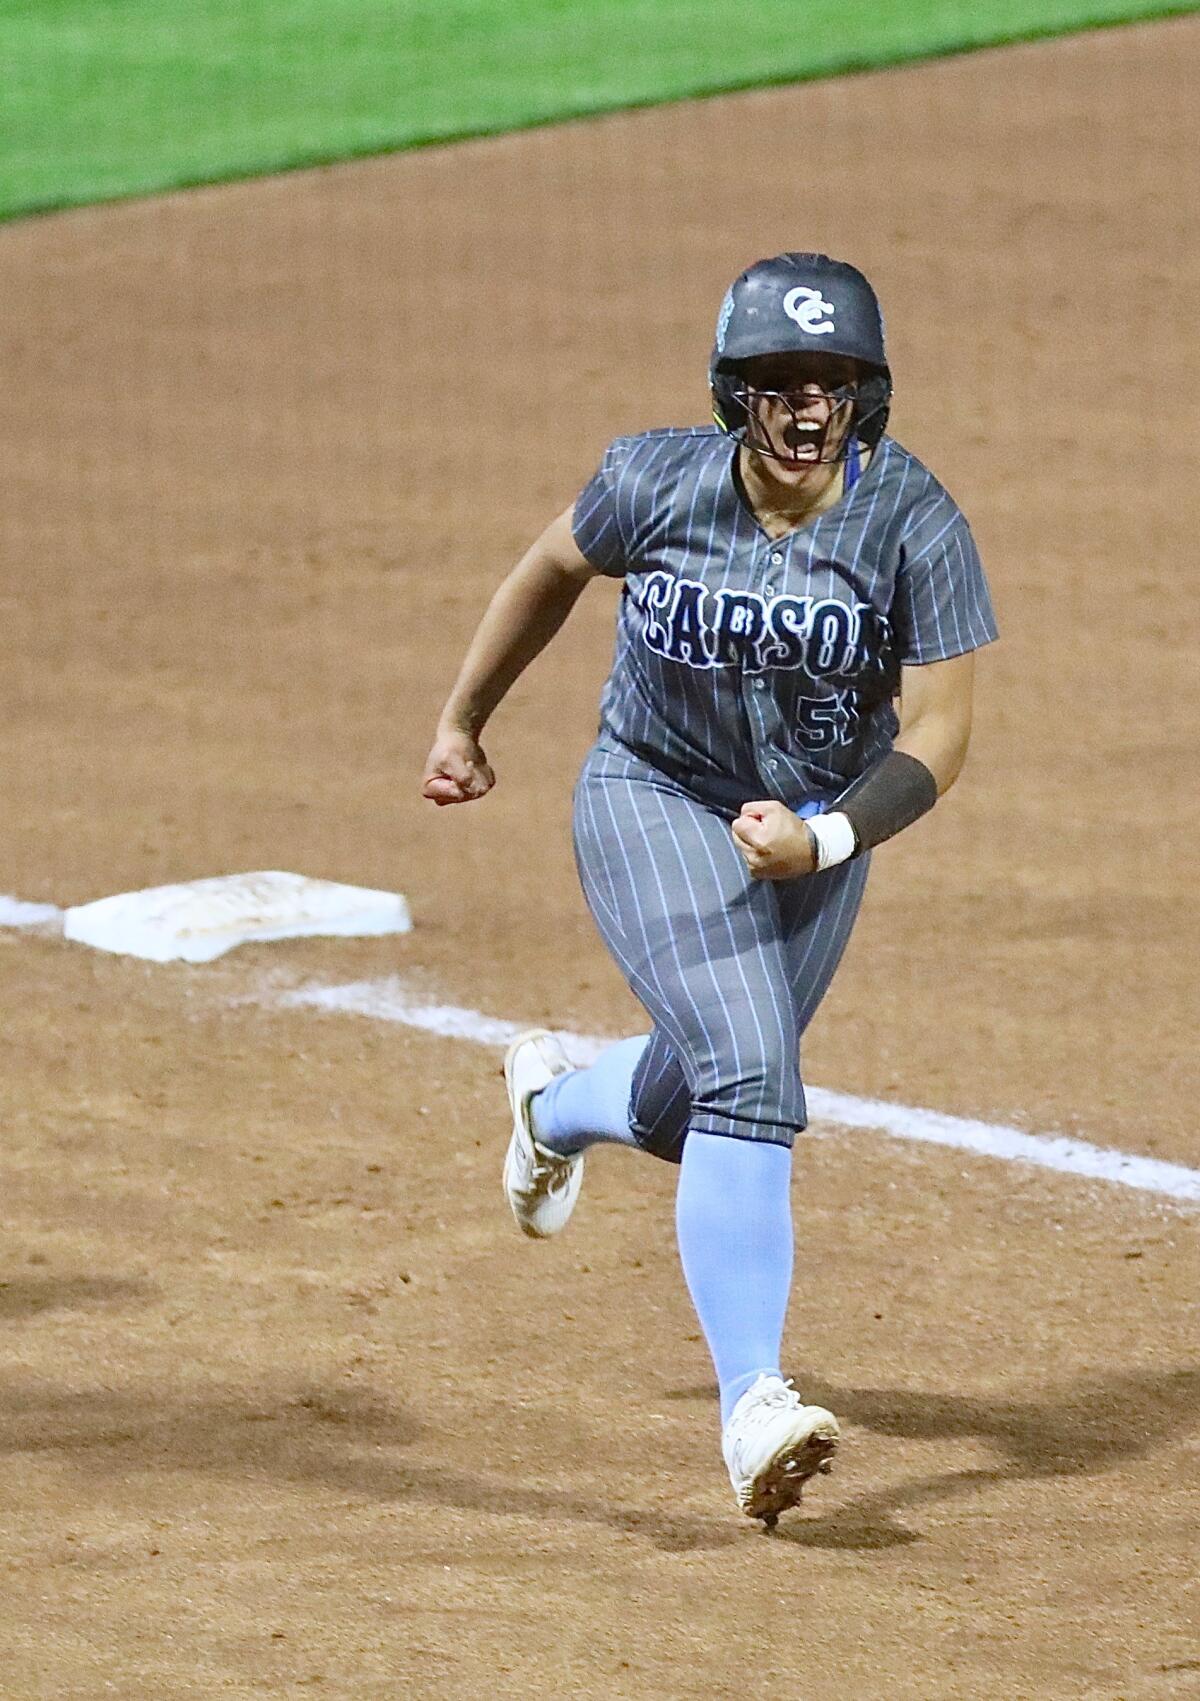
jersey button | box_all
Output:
[770,551,784,566]
[754,679,766,691]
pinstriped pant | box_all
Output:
[573,740,869,1164]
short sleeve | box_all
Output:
[892,499,999,665]
[571,443,629,578]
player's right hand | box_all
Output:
[421,727,496,806]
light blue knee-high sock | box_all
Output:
[675,1132,794,1426]
[531,1035,648,1157]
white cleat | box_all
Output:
[722,1374,840,1527]
[502,1029,583,1239]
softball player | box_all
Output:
[423,252,997,1526]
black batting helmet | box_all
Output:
[710,252,893,453]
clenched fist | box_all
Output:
[731,800,817,880]
[421,725,496,806]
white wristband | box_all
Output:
[804,811,858,872]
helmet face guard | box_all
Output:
[712,369,893,463]
[710,252,893,455]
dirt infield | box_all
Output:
[1,16,1197,1698]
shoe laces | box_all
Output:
[526,1137,572,1186]
[736,1377,803,1433]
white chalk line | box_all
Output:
[0,896,63,927]
[280,977,1200,1205]
[3,895,1196,1205]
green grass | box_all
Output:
[1,0,1196,220]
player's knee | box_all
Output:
[691,1047,804,1140]
[629,1046,690,1163]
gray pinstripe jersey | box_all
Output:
[572,427,997,812]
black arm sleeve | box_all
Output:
[835,750,939,852]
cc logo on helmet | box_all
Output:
[783,287,836,335]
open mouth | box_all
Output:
[779,420,825,461]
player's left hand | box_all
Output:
[731,801,817,880]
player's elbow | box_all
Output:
[897,652,977,796]
[901,708,972,796]
[932,717,973,794]
[937,746,968,795]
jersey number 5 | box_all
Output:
[796,690,856,750]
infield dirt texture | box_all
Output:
[1,15,1198,1699]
